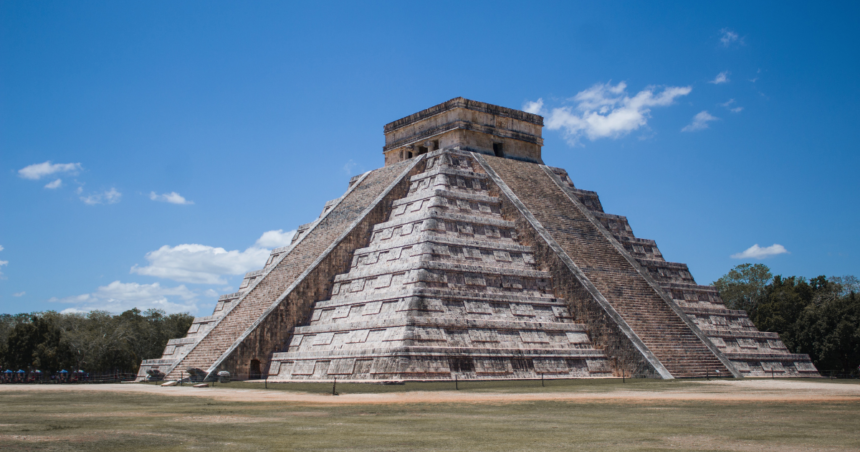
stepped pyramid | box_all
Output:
[138,97,818,382]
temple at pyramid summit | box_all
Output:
[138,97,819,382]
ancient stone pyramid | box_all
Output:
[138,97,819,382]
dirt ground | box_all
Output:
[2,378,858,404]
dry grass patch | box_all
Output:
[0,381,857,451]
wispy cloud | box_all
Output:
[51,281,200,314]
[720,28,742,47]
[81,188,121,205]
[682,111,719,132]
[44,179,62,189]
[130,229,296,284]
[524,82,691,145]
[18,161,82,180]
[149,191,193,205]
[731,244,789,259]
[343,160,357,176]
[709,71,730,84]
[0,260,7,279]
[12,292,25,297]
[750,69,761,83]
[720,99,744,113]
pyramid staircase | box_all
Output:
[268,152,611,381]
[477,154,816,378]
[137,159,422,381]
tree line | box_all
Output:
[714,264,860,374]
[0,309,193,374]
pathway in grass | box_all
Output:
[4,378,859,404]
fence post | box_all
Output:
[332,377,338,396]
[541,373,544,387]
[455,375,458,390]
[180,371,183,386]
[706,369,709,381]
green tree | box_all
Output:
[712,263,773,315]
[2,314,72,372]
[715,266,860,373]
[0,313,31,368]
[1,309,194,374]
[792,290,860,372]
[828,275,860,297]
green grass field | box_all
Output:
[1,379,858,451]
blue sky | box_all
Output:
[2,1,858,316]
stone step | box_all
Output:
[293,317,590,335]
[354,233,533,257]
[481,155,732,379]
[164,161,416,380]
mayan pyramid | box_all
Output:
[138,98,819,382]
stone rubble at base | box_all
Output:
[137,98,819,383]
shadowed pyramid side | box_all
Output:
[539,165,818,377]
[144,159,422,381]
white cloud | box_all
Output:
[522,98,544,114]
[731,244,789,260]
[52,281,199,314]
[75,186,83,194]
[254,229,296,248]
[131,244,268,284]
[18,161,82,180]
[0,245,4,278]
[682,111,719,132]
[720,28,740,47]
[530,82,691,145]
[130,229,296,284]
[709,71,730,84]
[12,292,25,297]
[81,188,121,205]
[44,179,62,189]
[149,191,193,205]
